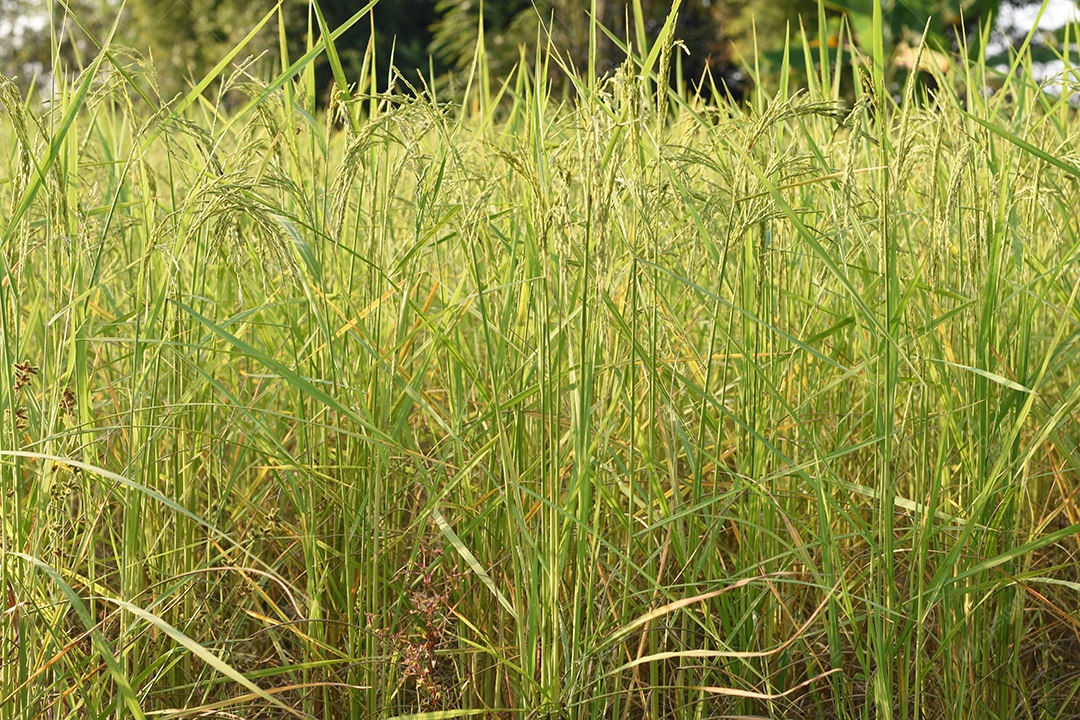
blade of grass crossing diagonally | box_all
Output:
[962,110,1080,181]
[111,597,312,719]
[0,451,279,575]
[162,2,283,119]
[310,0,360,133]
[214,1,382,135]
[934,521,1080,592]
[932,360,1039,395]
[986,0,1053,117]
[13,548,311,719]
[431,508,517,620]
[4,553,145,720]
[173,300,396,446]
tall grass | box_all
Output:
[1,3,1080,718]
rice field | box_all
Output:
[1,6,1080,719]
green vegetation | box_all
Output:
[2,4,1080,719]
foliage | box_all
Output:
[0,0,1059,104]
[296,0,450,94]
[430,0,781,96]
[827,0,1001,54]
[1,0,447,100]
[0,0,108,92]
[1,0,812,103]
[3,6,1080,720]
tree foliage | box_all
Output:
[123,0,289,98]
[299,0,450,95]
[431,0,753,94]
[0,0,1036,104]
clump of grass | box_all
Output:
[1,2,1080,719]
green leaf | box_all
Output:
[5,553,146,720]
[962,110,1080,181]
[1,7,122,245]
[111,597,309,719]
[173,300,396,447]
[932,359,1038,395]
[431,507,517,620]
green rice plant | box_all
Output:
[1,3,1079,719]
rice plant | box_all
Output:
[1,3,1079,719]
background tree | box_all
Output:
[429,0,820,100]
[0,0,290,100]
[298,0,451,95]
[0,0,1059,104]
[117,0,450,100]
[122,0,291,100]
[0,0,103,91]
